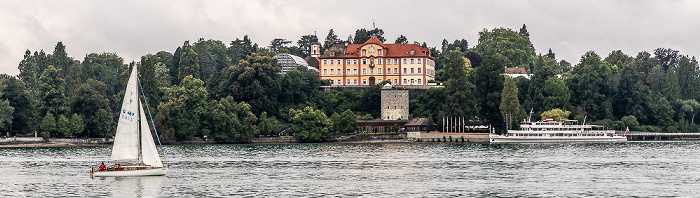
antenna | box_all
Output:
[373,19,376,29]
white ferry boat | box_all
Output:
[489,117,628,143]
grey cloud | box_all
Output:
[1,0,698,76]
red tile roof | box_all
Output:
[505,67,527,74]
[322,36,433,59]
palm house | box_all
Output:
[273,53,318,74]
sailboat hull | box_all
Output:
[92,167,168,177]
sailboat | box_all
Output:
[91,65,168,177]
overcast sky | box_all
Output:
[1,0,698,76]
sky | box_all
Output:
[1,0,699,76]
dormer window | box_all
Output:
[378,49,382,56]
[410,50,415,55]
[362,49,366,56]
[331,51,335,56]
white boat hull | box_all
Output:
[490,136,628,143]
[92,167,168,177]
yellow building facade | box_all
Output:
[317,36,436,86]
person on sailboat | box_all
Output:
[99,162,106,170]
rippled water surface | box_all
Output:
[2,142,700,197]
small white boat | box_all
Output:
[490,117,628,143]
[92,65,167,177]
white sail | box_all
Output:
[111,65,140,161]
[139,100,163,167]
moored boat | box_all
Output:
[490,117,628,143]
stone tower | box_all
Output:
[381,84,409,120]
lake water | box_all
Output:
[1,142,699,197]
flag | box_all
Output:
[626,126,630,136]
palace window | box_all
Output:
[330,69,335,74]
[418,68,422,73]
[418,79,422,84]
[404,79,407,84]
[394,68,398,73]
[353,60,357,65]
[323,69,327,74]
[353,69,357,74]
[410,50,415,55]
[347,80,351,84]
[370,69,374,74]
[362,49,366,56]
[410,59,415,64]
[411,68,414,73]
[394,79,398,84]
[411,79,415,84]
[331,60,334,65]
[378,49,382,55]
[362,59,367,65]
[330,80,334,84]
[337,80,341,84]
[353,79,357,84]
[418,59,422,64]
[378,68,382,74]
[404,68,407,74]
[346,60,350,65]
[378,59,382,64]
[323,60,328,65]
[347,69,351,74]
[362,69,367,74]
[403,59,407,64]
[387,59,392,64]
[387,68,391,74]
[362,79,367,84]
[338,69,342,74]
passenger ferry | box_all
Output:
[489,117,628,143]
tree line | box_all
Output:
[1,25,698,143]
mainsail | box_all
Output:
[140,100,163,167]
[111,65,140,161]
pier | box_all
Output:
[407,131,490,143]
[625,131,700,141]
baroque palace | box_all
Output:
[313,36,436,86]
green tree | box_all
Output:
[330,109,357,133]
[604,50,633,68]
[228,35,258,65]
[324,29,340,49]
[613,64,651,122]
[653,97,675,127]
[217,53,281,116]
[209,96,258,142]
[410,87,446,126]
[647,65,665,94]
[634,51,660,85]
[80,53,128,95]
[540,108,571,121]
[0,75,34,135]
[95,109,111,138]
[677,56,699,100]
[395,35,408,44]
[40,112,56,139]
[677,99,700,124]
[654,48,680,71]
[500,77,520,130]
[297,34,319,58]
[178,41,201,81]
[353,28,385,44]
[157,75,209,141]
[663,68,681,102]
[70,79,111,138]
[474,27,535,68]
[526,56,558,115]
[443,49,476,119]
[543,77,570,111]
[39,65,68,118]
[57,114,70,137]
[289,106,331,142]
[621,115,640,130]
[258,112,283,136]
[474,55,505,132]
[566,51,616,121]
[269,38,292,53]
[0,82,13,132]
[558,60,571,74]
[69,113,85,138]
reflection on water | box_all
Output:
[1,142,700,197]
